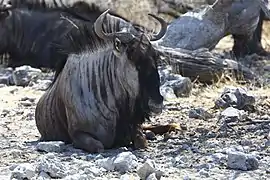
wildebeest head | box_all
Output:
[60,9,167,116]
[93,10,166,115]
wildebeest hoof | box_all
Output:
[133,134,148,149]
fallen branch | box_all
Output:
[156,46,262,84]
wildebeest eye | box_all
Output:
[114,38,122,52]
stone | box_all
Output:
[145,130,156,140]
[198,168,209,177]
[36,141,65,153]
[31,79,52,91]
[219,107,246,123]
[137,159,156,180]
[12,65,42,86]
[36,171,51,180]
[63,173,94,180]
[0,67,14,85]
[162,76,192,97]
[189,107,212,120]
[36,153,67,178]
[215,87,255,110]
[120,173,140,180]
[160,86,177,100]
[113,152,138,173]
[0,76,10,85]
[227,150,259,171]
[146,173,158,180]
[158,66,192,98]
[10,163,36,180]
[210,153,227,164]
[96,157,115,171]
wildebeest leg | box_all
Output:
[71,131,104,153]
[232,34,250,58]
[232,10,268,58]
[246,10,269,56]
[132,124,147,149]
[65,111,104,153]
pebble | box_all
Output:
[36,153,68,178]
[36,141,66,153]
[146,173,158,180]
[145,130,156,140]
[215,87,255,110]
[10,163,36,180]
[227,150,259,171]
[113,152,138,173]
[189,107,212,120]
[96,152,138,173]
[219,107,245,123]
[12,65,42,86]
[137,159,156,180]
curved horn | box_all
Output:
[0,1,13,11]
[148,14,167,41]
[94,9,111,40]
[94,9,136,42]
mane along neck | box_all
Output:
[55,46,140,124]
[69,46,139,101]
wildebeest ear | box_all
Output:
[0,10,10,20]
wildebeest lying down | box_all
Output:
[35,9,167,152]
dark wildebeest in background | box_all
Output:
[159,0,269,58]
[0,3,86,69]
[35,9,167,152]
[0,0,152,70]
[232,10,268,57]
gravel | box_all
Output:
[0,65,269,180]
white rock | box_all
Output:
[36,153,67,178]
[210,153,227,164]
[146,173,158,180]
[12,65,42,86]
[10,163,36,180]
[219,107,245,123]
[96,157,115,171]
[32,79,52,91]
[63,173,93,180]
[160,86,177,100]
[36,141,65,153]
[227,150,259,170]
[113,152,138,173]
[137,159,156,180]
[86,166,100,176]
[36,171,51,180]
[198,168,209,177]
[120,173,140,180]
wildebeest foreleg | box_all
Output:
[71,131,104,153]
[132,124,147,149]
[65,111,104,153]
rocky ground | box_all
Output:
[0,22,270,180]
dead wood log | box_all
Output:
[155,46,262,84]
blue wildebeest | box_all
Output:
[0,0,149,70]
[0,3,83,69]
[35,9,167,152]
